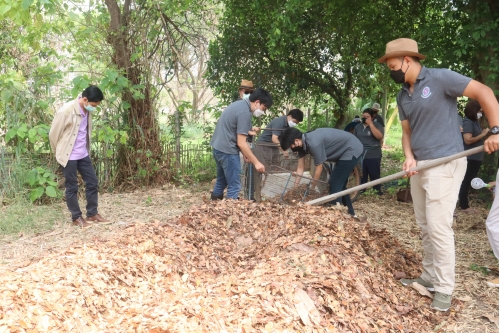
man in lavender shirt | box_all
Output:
[49,86,108,228]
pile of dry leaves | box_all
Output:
[0,200,459,332]
[274,183,328,205]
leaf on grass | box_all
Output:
[410,282,433,298]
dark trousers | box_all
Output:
[458,159,482,209]
[361,157,382,194]
[62,156,99,220]
[329,156,359,216]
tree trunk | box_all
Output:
[105,0,164,185]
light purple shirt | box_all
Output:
[69,100,89,160]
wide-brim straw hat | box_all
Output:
[239,79,254,90]
[378,38,426,63]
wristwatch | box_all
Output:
[490,126,499,135]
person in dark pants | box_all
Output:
[354,108,385,195]
[458,100,490,212]
[49,86,108,228]
[279,127,363,216]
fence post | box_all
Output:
[307,108,311,132]
[175,110,181,169]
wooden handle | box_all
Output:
[305,146,484,206]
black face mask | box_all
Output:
[390,58,409,84]
[361,118,367,124]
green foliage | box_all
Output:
[5,123,50,154]
[418,0,498,93]
[207,0,421,115]
[469,263,491,276]
[95,125,128,158]
[165,101,191,144]
[25,166,60,202]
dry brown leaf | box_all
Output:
[235,236,253,248]
[293,288,321,327]
[455,295,473,302]
[482,314,499,328]
[410,282,433,298]
[395,305,413,314]
[393,271,406,279]
[289,243,315,253]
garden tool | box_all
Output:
[471,177,491,190]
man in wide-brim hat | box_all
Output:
[378,38,499,312]
[370,102,385,127]
[238,79,254,100]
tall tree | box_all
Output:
[206,0,424,125]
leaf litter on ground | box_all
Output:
[0,199,465,332]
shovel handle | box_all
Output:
[306,146,484,206]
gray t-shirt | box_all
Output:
[373,113,385,127]
[210,100,252,154]
[462,117,484,161]
[297,128,363,165]
[397,67,471,160]
[353,122,384,159]
[257,115,288,143]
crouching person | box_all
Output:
[49,85,108,228]
[209,88,273,200]
[279,127,363,216]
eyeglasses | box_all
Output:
[244,90,254,94]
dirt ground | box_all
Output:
[0,183,498,332]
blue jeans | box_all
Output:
[212,149,241,199]
[329,156,359,216]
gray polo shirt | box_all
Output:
[462,117,484,161]
[296,128,363,165]
[257,115,288,143]
[210,100,252,154]
[353,122,384,159]
[373,114,385,127]
[397,67,471,160]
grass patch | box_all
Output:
[384,121,403,149]
[0,197,64,236]
[382,122,405,178]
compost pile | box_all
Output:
[0,200,458,332]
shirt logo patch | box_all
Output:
[421,87,432,99]
[367,131,371,136]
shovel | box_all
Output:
[306,146,485,206]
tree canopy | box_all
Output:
[207,0,498,122]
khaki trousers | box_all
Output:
[486,170,499,259]
[410,157,467,295]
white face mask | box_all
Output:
[288,120,297,127]
[253,109,265,117]
[243,94,250,100]
[477,112,483,119]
